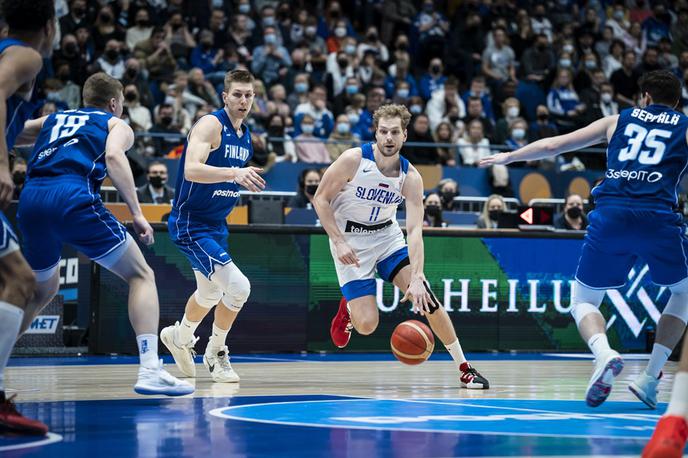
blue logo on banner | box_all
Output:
[211,398,661,439]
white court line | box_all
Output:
[542,353,651,360]
[0,432,62,451]
[209,398,654,440]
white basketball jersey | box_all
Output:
[331,142,410,233]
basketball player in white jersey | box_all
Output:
[313,104,489,388]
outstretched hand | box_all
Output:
[478,152,512,168]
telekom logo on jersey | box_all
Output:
[372,268,664,337]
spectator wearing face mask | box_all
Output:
[434,121,456,166]
[149,104,183,156]
[137,162,174,204]
[289,168,322,208]
[294,84,335,139]
[457,119,491,166]
[419,58,446,101]
[251,26,292,86]
[476,194,505,229]
[294,114,331,163]
[264,114,296,163]
[327,115,357,162]
[528,105,559,141]
[42,79,69,111]
[61,0,89,36]
[92,5,125,54]
[190,30,224,76]
[11,157,26,200]
[96,39,125,79]
[333,77,360,118]
[405,114,439,165]
[599,83,619,117]
[53,62,81,110]
[437,178,459,211]
[494,97,521,144]
[505,118,529,150]
[554,194,588,230]
[357,26,389,64]
[423,193,446,227]
[126,7,153,50]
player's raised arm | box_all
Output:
[479,115,618,167]
[0,47,42,207]
[184,115,265,190]
[399,166,432,315]
[105,118,153,245]
[312,148,361,267]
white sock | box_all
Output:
[647,343,672,378]
[177,314,201,344]
[207,323,230,353]
[0,302,23,392]
[444,339,467,369]
[666,372,688,417]
[137,334,159,369]
[587,333,612,359]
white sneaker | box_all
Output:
[203,345,240,383]
[134,360,195,396]
[160,322,199,377]
[629,370,660,409]
[585,350,624,407]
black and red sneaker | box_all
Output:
[459,362,490,389]
[0,394,48,436]
[643,415,688,458]
[330,297,353,348]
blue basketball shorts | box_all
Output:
[168,211,232,279]
[17,177,128,272]
[575,203,688,289]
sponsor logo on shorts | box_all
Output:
[212,189,240,198]
[37,146,58,161]
[605,168,663,183]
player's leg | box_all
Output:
[160,271,221,377]
[390,265,489,389]
[0,244,48,435]
[201,261,251,382]
[642,337,688,458]
[630,278,688,409]
[18,265,60,335]
[100,236,193,396]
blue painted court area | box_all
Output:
[0,395,668,457]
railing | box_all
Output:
[453,196,521,213]
[528,198,590,214]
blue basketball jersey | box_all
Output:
[172,108,253,223]
[592,104,688,208]
[0,38,39,150]
[27,108,113,190]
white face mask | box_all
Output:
[601,92,613,103]
[347,113,360,125]
[335,27,347,38]
[506,106,519,118]
[563,44,574,54]
[512,128,526,140]
[559,58,572,68]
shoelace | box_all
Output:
[217,352,233,372]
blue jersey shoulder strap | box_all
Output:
[399,155,409,174]
[361,142,375,161]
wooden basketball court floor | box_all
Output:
[2,352,682,457]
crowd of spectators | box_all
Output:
[7,0,688,227]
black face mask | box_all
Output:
[105,49,119,60]
[64,42,78,55]
[536,43,547,51]
[566,206,582,219]
[124,92,138,102]
[425,205,441,218]
[73,6,86,18]
[268,125,284,136]
[125,68,138,79]
[12,170,25,186]
[305,184,318,195]
[441,190,456,203]
[367,33,377,41]
[431,65,441,74]
[201,41,213,50]
[149,175,165,188]
[488,209,502,220]
[58,72,71,82]
[537,113,549,121]
[100,13,113,23]
[396,43,408,51]
[160,116,173,126]
[136,19,149,27]
[338,59,348,68]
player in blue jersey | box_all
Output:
[161,69,265,383]
[0,0,55,436]
[16,73,193,398]
[480,70,688,412]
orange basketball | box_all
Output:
[390,320,434,365]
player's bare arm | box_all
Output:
[400,166,433,315]
[105,117,154,245]
[479,115,619,167]
[15,115,48,147]
[312,147,362,267]
[184,115,264,191]
[0,46,42,207]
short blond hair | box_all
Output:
[83,72,123,108]
[223,69,255,91]
[373,104,411,131]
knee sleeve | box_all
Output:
[664,278,688,323]
[212,262,251,312]
[193,271,223,308]
[570,281,605,326]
